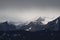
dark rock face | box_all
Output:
[46,17,60,31]
[0,21,16,31]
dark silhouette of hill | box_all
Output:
[0,21,16,31]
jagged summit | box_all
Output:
[35,17,45,25]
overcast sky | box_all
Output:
[0,0,60,24]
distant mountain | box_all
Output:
[0,21,16,31]
[20,16,60,32]
[0,16,60,31]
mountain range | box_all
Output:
[20,16,60,31]
[0,16,60,31]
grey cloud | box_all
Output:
[0,0,60,23]
[0,0,60,9]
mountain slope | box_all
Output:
[46,16,60,31]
